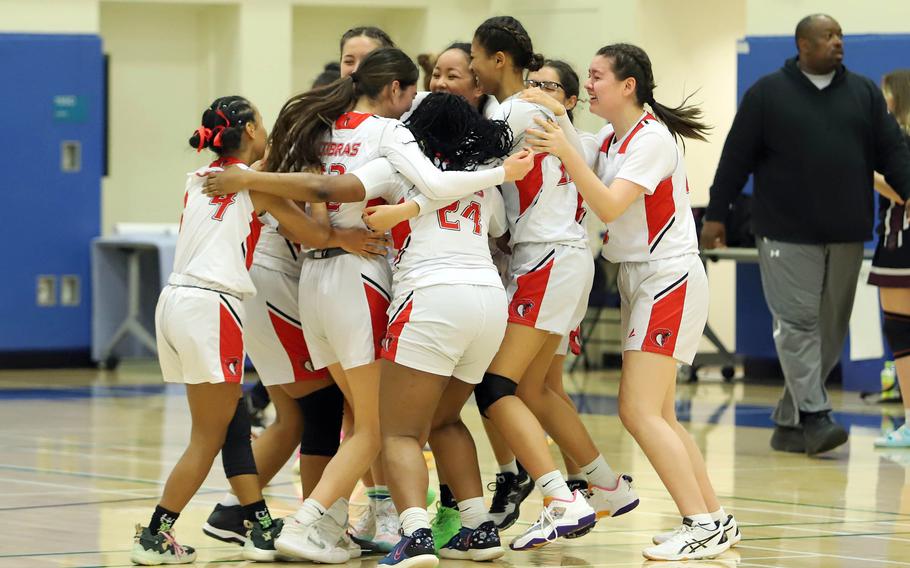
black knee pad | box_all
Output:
[222,398,258,478]
[474,373,517,418]
[297,384,344,457]
[884,311,910,359]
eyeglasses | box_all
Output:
[524,79,563,92]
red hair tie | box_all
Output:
[211,125,226,148]
[195,126,212,152]
[215,108,231,127]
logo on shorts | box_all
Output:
[381,335,396,353]
[649,328,673,348]
[302,359,315,373]
[512,299,535,319]
[603,230,610,245]
[224,357,242,378]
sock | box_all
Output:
[567,472,586,482]
[499,459,519,476]
[688,513,715,528]
[399,507,430,536]
[149,504,180,534]
[581,455,617,489]
[372,485,391,500]
[905,409,910,425]
[294,498,326,525]
[326,498,349,526]
[220,492,241,507]
[439,484,457,509]
[242,499,274,529]
[709,507,726,523]
[458,497,489,529]
[536,470,572,500]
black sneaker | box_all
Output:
[564,479,592,539]
[130,524,197,565]
[802,411,848,456]
[378,528,437,567]
[488,463,535,530]
[439,521,504,562]
[242,517,283,562]
[203,503,246,545]
[770,425,805,453]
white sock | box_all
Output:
[709,507,726,523]
[536,470,572,500]
[326,498,349,525]
[220,492,240,507]
[688,513,715,528]
[567,472,586,482]
[457,497,489,529]
[581,455,617,489]
[399,507,430,536]
[905,409,910,425]
[499,459,519,475]
[294,498,326,525]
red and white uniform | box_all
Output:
[156,159,263,384]
[595,113,706,364]
[304,112,511,370]
[355,160,508,383]
[244,221,327,386]
[493,96,593,335]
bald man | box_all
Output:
[702,14,910,456]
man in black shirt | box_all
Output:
[702,14,910,456]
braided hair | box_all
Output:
[188,96,255,155]
[404,92,512,172]
[474,16,544,71]
[596,43,710,143]
[339,26,395,54]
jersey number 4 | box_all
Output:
[437,201,482,235]
[210,194,236,221]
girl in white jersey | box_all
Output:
[132,96,365,566]
[466,16,635,549]
[203,27,401,557]
[526,43,740,561]
[356,92,515,568]
[202,48,532,564]
[480,59,605,532]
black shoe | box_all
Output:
[802,411,848,455]
[379,528,437,566]
[770,425,806,453]
[488,463,535,530]
[243,517,283,562]
[203,503,246,545]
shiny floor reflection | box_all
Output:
[1,362,909,567]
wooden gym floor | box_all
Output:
[1,362,909,567]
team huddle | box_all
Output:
[132,15,740,567]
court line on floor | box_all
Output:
[738,543,910,566]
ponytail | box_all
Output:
[267,47,418,173]
[596,43,710,143]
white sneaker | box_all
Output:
[274,515,350,564]
[509,490,597,550]
[587,474,640,519]
[643,517,730,561]
[373,498,401,552]
[350,500,376,542]
[653,514,740,547]
[320,501,362,560]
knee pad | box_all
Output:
[222,398,258,478]
[297,384,344,457]
[474,373,517,418]
[883,311,910,358]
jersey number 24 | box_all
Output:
[437,200,482,236]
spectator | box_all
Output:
[701,14,910,456]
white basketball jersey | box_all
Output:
[360,163,507,293]
[169,159,262,299]
[252,220,302,277]
[493,95,587,247]
[595,113,698,263]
